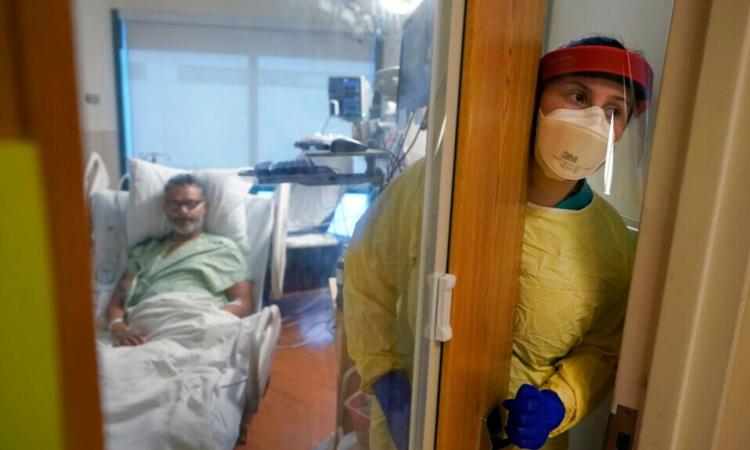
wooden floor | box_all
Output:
[238,289,338,450]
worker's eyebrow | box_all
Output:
[563,79,632,109]
[607,93,628,103]
[559,79,592,94]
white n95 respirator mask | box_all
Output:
[534,106,615,183]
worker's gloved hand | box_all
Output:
[503,384,565,450]
[373,371,411,450]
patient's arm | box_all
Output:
[223,281,254,318]
[105,270,144,346]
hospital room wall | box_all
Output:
[72,0,400,182]
[635,0,750,446]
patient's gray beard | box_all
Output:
[171,216,204,236]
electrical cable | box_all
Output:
[383,110,416,186]
[385,109,427,186]
[320,114,333,134]
[391,113,427,173]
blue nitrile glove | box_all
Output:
[373,371,411,450]
[502,384,565,449]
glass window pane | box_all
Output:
[128,49,251,168]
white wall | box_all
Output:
[73,0,396,131]
[545,0,675,223]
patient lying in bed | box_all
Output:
[99,173,258,449]
[105,173,254,346]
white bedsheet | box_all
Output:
[97,292,254,450]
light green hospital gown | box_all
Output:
[126,233,248,308]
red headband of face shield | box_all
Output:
[540,45,654,116]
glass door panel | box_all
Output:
[72,1,456,449]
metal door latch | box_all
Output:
[484,404,511,449]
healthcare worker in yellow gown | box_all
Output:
[344,36,654,450]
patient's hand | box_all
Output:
[111,322,146,347]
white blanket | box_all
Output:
[98,292,253,450]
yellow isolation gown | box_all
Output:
[344,159,634,450]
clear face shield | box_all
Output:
[537,45,654,222]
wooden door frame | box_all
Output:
[1,1,104,449]
[436,1,548,448]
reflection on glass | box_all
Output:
[76,0,438,449]
[342,1,436,450]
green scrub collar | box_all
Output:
[555,179,593,210]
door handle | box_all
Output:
[484,404,512,449]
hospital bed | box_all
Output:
[90,187,281,448]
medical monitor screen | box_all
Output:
[327,191,370,239]
[329,76,364,120]
[396,0,434,114]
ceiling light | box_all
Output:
[379,0,422,15]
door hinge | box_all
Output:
[429,273,456,342]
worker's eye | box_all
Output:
[605,103,629,123]
[567,91,587,106]
[605,106,620,118]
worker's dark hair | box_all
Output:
[562,35,626,50]
[164,173,206,196]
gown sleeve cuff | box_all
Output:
[543,378,577,437]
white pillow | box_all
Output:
[125,159,252,252]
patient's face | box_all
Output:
[163,185,207,236]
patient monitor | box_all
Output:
[328,76,372,122]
